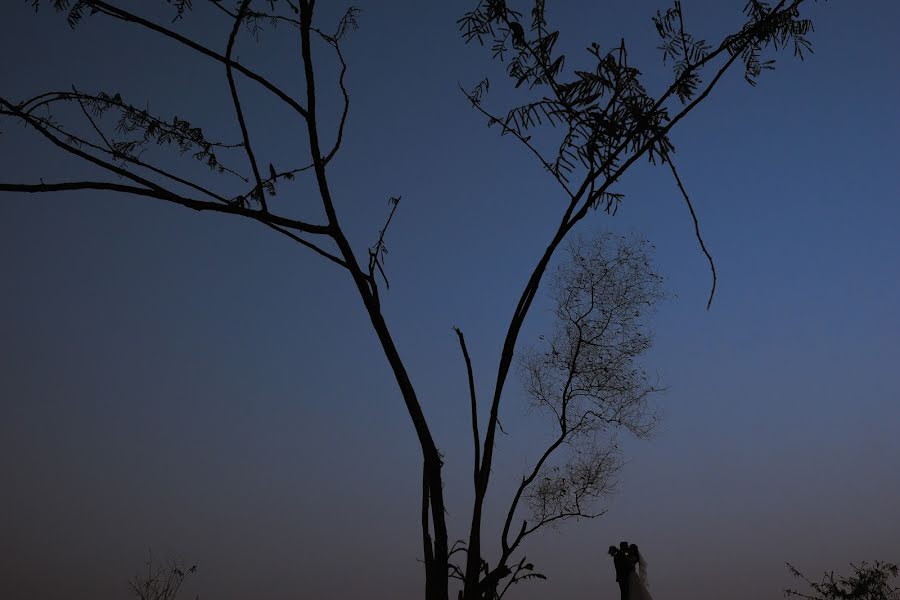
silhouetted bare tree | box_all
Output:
[785,561,899,600]
[455,1,824,596]
[450,233,664,597]
[1,1,830,598]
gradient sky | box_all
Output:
[1,1,898,599]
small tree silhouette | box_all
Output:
[129,553,197,600]
[785,561,900,600]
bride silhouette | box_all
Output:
[627,543,652,600]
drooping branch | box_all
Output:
[666,155,716,309]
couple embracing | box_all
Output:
[609,541,652,600]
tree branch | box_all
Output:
[0,97,330,235]
[261,221,348,269]
[454,327,481,486]
[80,0,310,119]
[226,0,268,211]
[312,20,354,165]
[297,5,449,599]
[15,111,233,204]
[460,83,574,198]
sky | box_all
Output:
[1,1,898,599]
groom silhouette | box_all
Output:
[609,541,636,600]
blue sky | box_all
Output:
[1,1,898,599]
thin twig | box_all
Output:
[460,84,574,198]
[73,86,113,151]
[368,196,400,291]
[261,221,347,269]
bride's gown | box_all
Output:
[628,564,653,600]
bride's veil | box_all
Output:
[638,551,649,588]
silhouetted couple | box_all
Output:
[609,541,652,600]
